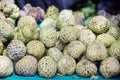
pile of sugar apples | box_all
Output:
[0,5,120,79]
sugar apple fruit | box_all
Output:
[26,40,45,59]
[109,40,120,60]
[96,33,116,47]
[57,10,75,30]
[100,57,120,78]
[67,41,86,59]
[0,56,13,77]
[40,18,57,28]
[5,18,15,28]
[15,55,37,76]
[0,20,14,43]
[86,42,108,61]
[107,26,120,40]
[86,16,110,34]
[1,3,19,19]
[60,26,78,43]
[17,16,39,43]
[79,28,96,46]
[39,27,57,48]
[73,11,84,25]
[44,5,59,21]
[63,44,69,56]
[6,40,26,61]
[38,56,57,78]
[76,59,97,77]
[47,47,63,63]
[58,55,76,75]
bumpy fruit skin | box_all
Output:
[73,12,84,25]
[26,40,45,59]
[1,2,19,19]
[60,26,78,43]
[109,40,120,60]
[0,41,3,55]
[15,55,37,76]
[107,26,120,40]
[86,16,110,34]
[39,27,57,48]
[17,16,39,43]
[5,18,15,28]
[67,41,86,59]
[100,57,120,78]
[47,47,63,63]
[38,56,57,78]
[0,20,14,43]
[44,5,59,21]
[58,55,76,75]
[0,56,13,77]
[79,29,96,46]
[6,40,26,61]
[40,18,57,28]
[57,10,75,30]
[96,33,116,47]
[86,42,108,61]
[76,59,97,77]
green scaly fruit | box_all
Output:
[38,56,57,78]
[76,59,97,77]
[15,55,37,76]
[58,55,76,75]
[26,40,45,59]
[86,16,110,34]
[100,57,120,78]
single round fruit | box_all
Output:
[6,40,26,61]
[86,16,110,34]
[58,55,76,75]
[15,55,37,76]
[67,41,86,59]
[47,47,63,63]
[86,42,108,61]
[96,33,115,47]
[26,40,45,59]
[0,56,13,77]
[100,57,120,78]
[38,56,57,78]
[79,29,96,46]
[109,40,120,60]
[76,59,97,77]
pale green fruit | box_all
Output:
[26,40,45,59]
[0,11,6,20]
[100,57,120,78]
[57,10,75,30]
[76,59,97,77]
[0,56,13,77]
[58,55,76,75]
[67,41,86,59]
[6,40,26,61]
[39,27,57,48]
[0,20,14,43]
[5,18,15,28]
[15,55,37,76]
[40,18,57,28]
[60,26,78,43]
[38,56,57,78]
[79,29,96,46]
[47,47,63,63]
[86,42,108,61]
[86,16,110,34]
[109,40,120,60]
[96,33,116,47]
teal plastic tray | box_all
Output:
[1,72,120,80]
